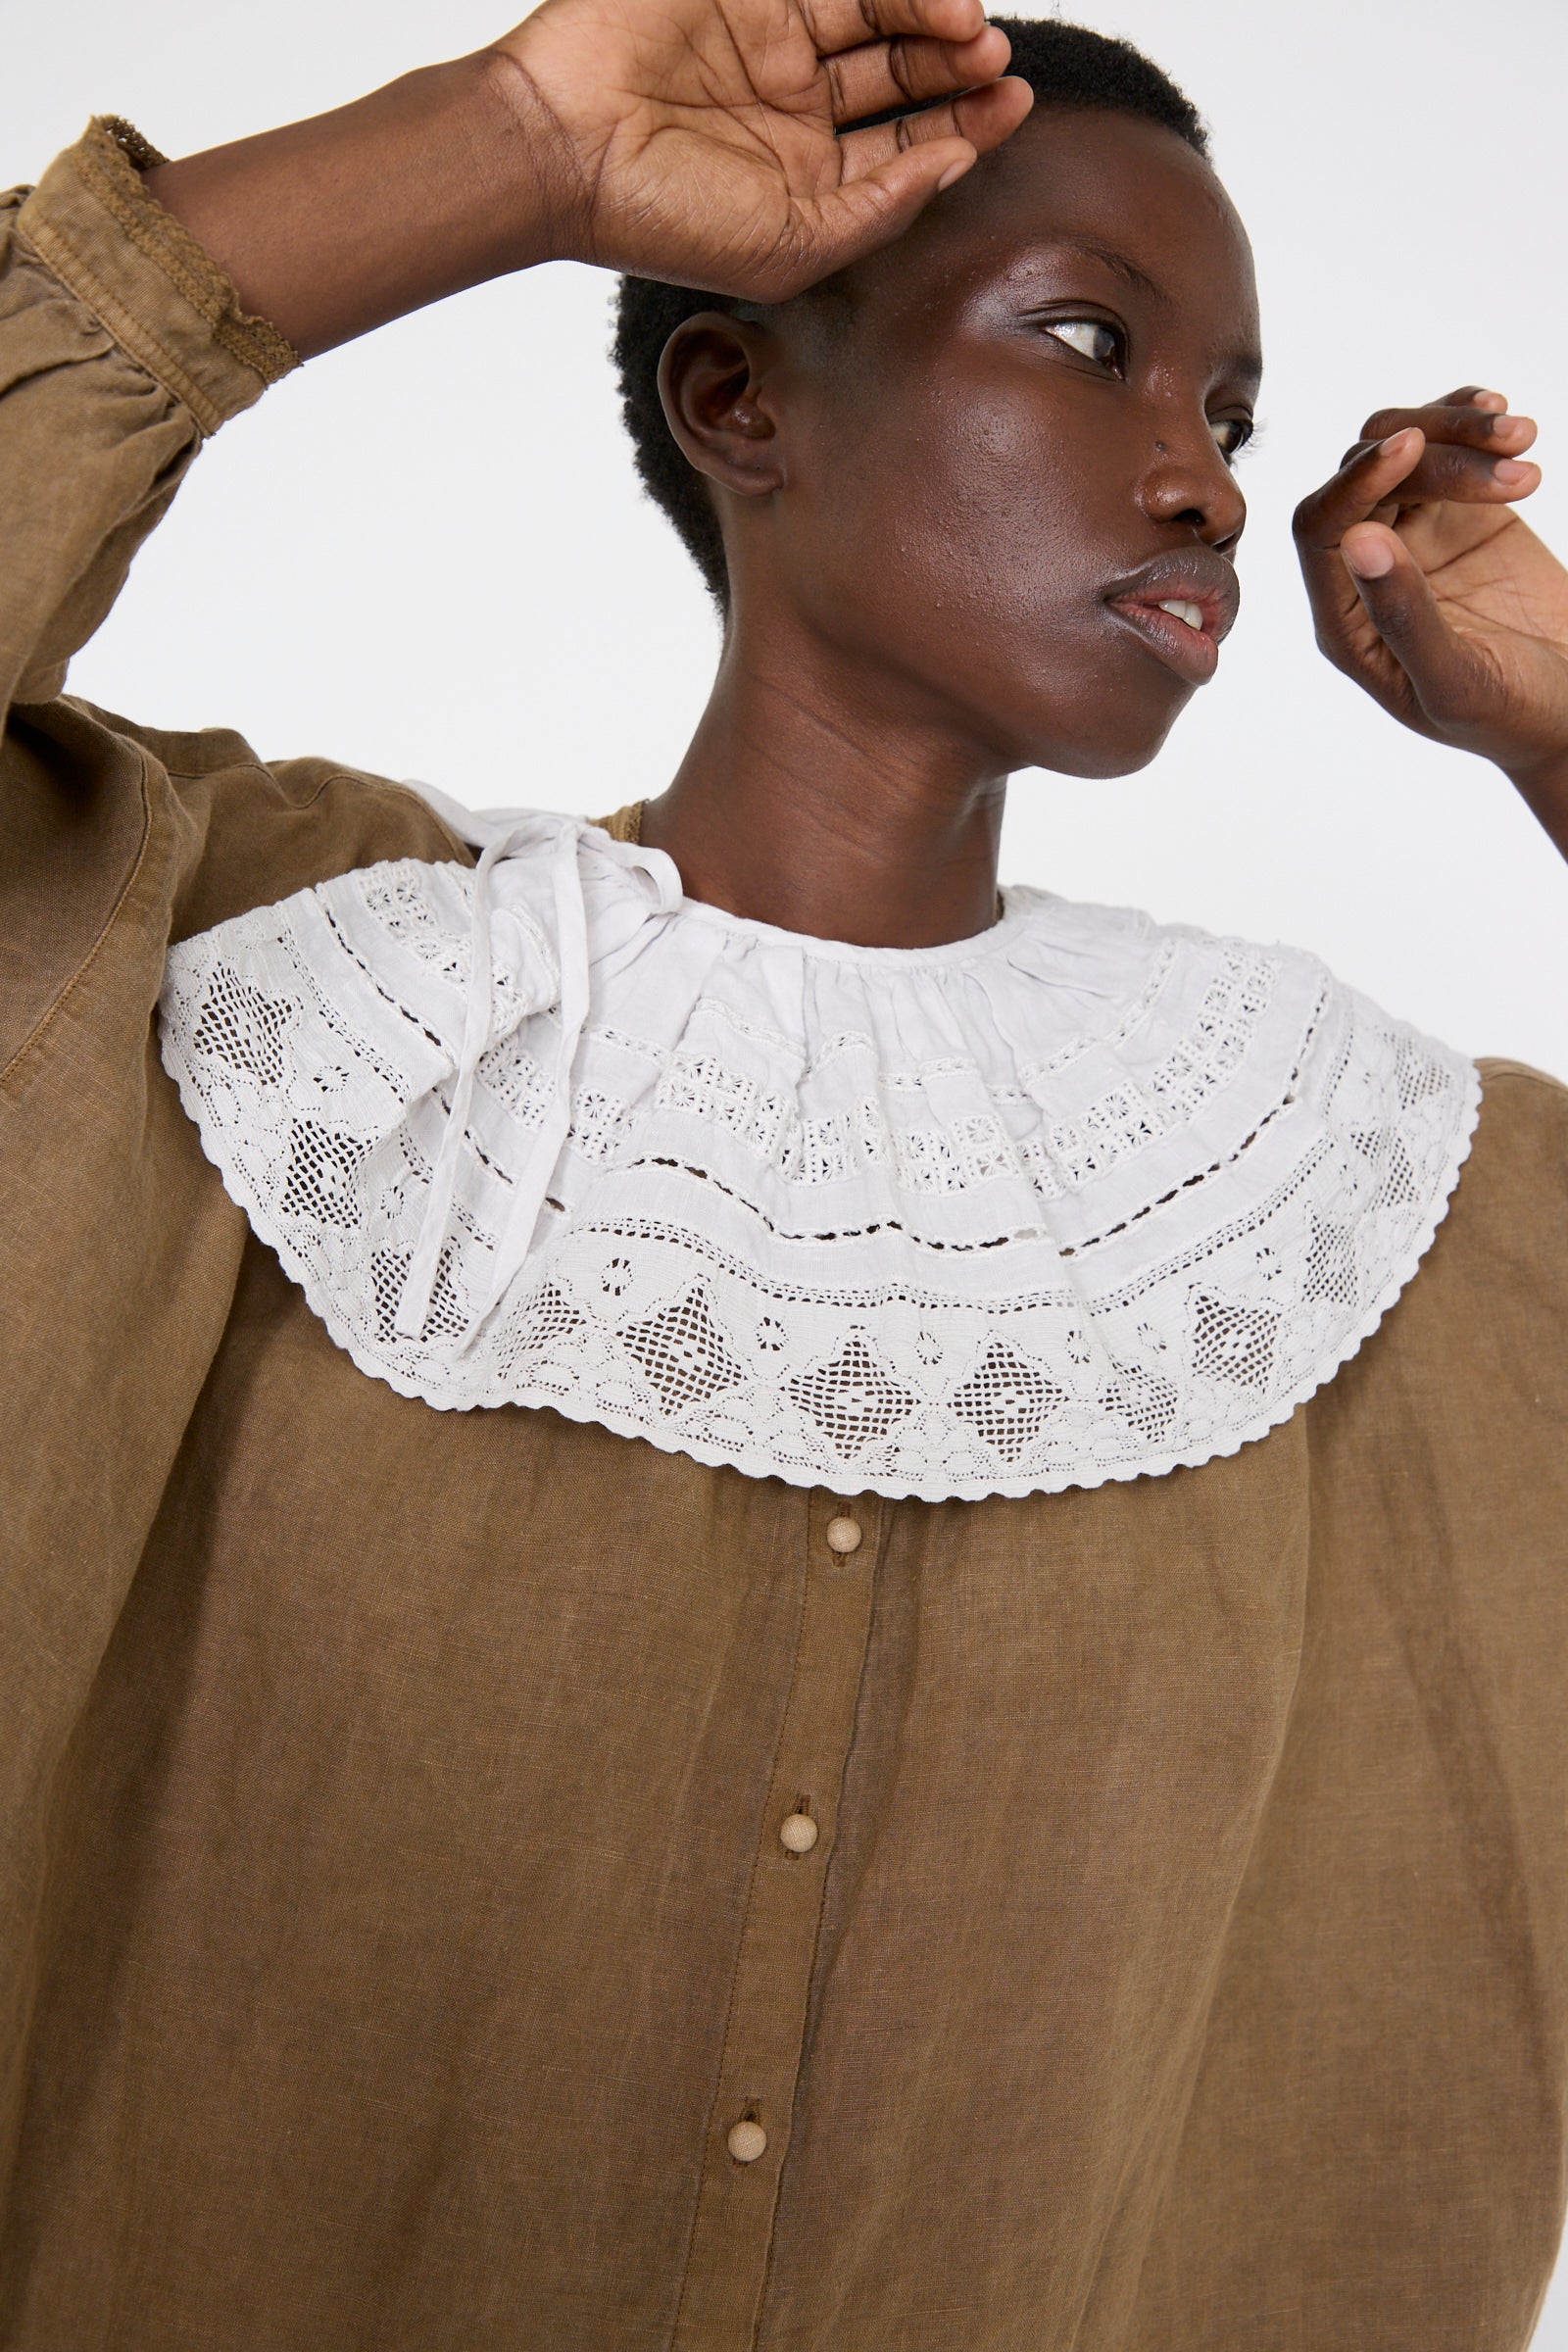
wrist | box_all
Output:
[1501,746,1568,862]
[469,43,592,272]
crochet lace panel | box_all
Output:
[158,810,1481,1501]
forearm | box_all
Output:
[142,49,565,361]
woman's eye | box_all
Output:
[1044,318,1121,369]
[1212,416,1255,460]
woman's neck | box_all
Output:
[639,621,1009,950]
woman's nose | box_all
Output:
[1141,428,1247,548]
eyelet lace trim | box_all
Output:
[158,805,1482,1501]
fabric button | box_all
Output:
[727,2119,767,2164]
[779,1811,819,1854]
[825,1515,862,1555]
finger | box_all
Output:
[1434,385,1507,413]
[1340,522,1494,728]
[772,140,976,291]
[798,0,990,60]
[836,74,1032,179]
[1342,437,1541,512]
[771,78,1029,293]
[1292,430,1432,667]
[1350,403,1538,461]
[1295,426,1542,542]
[825,24,1011,125]
[1295,427,1428,554]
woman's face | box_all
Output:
[723,106,1262,779]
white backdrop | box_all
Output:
[7,0,1568,2330]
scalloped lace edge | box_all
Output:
[159,1038,1484,1502]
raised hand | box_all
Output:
[1293,390,1568,854]
[493,0,1033,300]
[144,0,1029,359]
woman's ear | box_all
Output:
[658,314,784,499]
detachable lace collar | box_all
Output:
[158,796,1480,1501]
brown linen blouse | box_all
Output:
[3,120,1568,2352]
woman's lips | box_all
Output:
[1102,553,1240,687]
[1105,595,1222,684]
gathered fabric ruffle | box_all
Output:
[157,800,1481,1500]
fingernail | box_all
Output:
[1473,390,1507,413]
[1344,533,1395,579]
[937,158,972,191]
[1493,458,1534,485]
[1379,428,1418,456]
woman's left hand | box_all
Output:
[1293,388,1568,853]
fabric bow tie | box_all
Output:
[392,802,680,1347]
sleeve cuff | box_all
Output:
[15,117,299,437]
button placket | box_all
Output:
[671,1491,882,2349]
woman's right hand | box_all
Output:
[143,0,1027,357]
[491,0,1032,300]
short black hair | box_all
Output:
[610,19,1209,611]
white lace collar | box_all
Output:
[158,796,1480,1501]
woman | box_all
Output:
[3,4,1567,2344]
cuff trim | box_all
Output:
[80,117,299,391]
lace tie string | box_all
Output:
[393,816,674,1347]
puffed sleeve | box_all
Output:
[0,117,296,722]
[0,118,460,2041]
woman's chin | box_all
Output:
[1018,720,1184,782]
[1002,662,1194,780]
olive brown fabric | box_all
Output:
[3,122,1568,2351]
